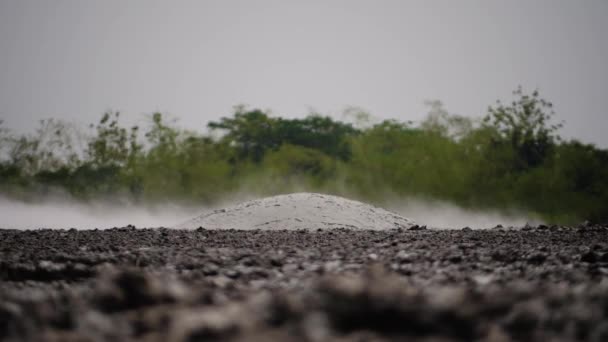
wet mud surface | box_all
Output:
[2,224,608,341]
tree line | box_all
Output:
[1,88,606,224]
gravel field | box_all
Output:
[1,224,608,341]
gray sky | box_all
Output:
[1,0,607,147]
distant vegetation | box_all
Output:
[1,88,607,224]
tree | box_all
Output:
[6,119,82,175]
[208,108,277,163]
[87,112,141,168]
[145,112,179,156]
[274,115,359,161]
[0,120,9,151]
[483,87,563,169]
[421,100,473,140]
[208,107,359,163]
[263,144,336,180]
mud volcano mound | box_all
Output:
[176,192,416,230]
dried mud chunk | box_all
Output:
[0,302,24,340]
[526,253,547,265]
[581,251,598,263]
[224,269,241,279]
[491,249,517,263]
[395,250,417,264]
[0,261,94,282]
[92,269,187,312]
[318,266,478,340]
[78,310,132,341]
[202,263,220,276]
[447,254,463,264]
[501,300,547,340]
[269,256,284,267]
[169,308,240,341]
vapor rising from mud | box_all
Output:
[0,192,539,230]
[0,196,202,229]
[387,198,541,229]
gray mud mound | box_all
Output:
[176,192,416,230]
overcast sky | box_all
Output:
[1,0,607,147]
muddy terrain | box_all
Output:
[1,224,608,341]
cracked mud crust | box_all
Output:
[1,224,608,341]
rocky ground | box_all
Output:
[1,224,608,341]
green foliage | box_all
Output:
[8,120,79,174]
[1,88,606,224]
[137,115,233,202]
[421,100,473,140]
[347,119,474,204]
[262,144,337,184]
[274,115,358,161]
[87,112,141,169]
[484,87,563,169]
[208,106,358,163]
[208,108,277,163]
[0,120,9,150]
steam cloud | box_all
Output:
[0,196,201,230]
[388,198,540,229]
[0,194,539,230]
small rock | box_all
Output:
[503,301,546,337]
[527,253,547,265]
[472,274,494,286]
[269,252,284,267]
[0,302,23,337]
[202,264,219,276]
[395,250,416,263]
[93,270,186,312]
[225,269,240,279]
[397,264,414,276]
[211,275,232,289]
[448,254,463,263]
[581,251,598,263]
[323,260,342,273]
[170,308,239,341]
[281,263,299,273]
[308,264,323,274]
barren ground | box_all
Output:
[1,224,608,341]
